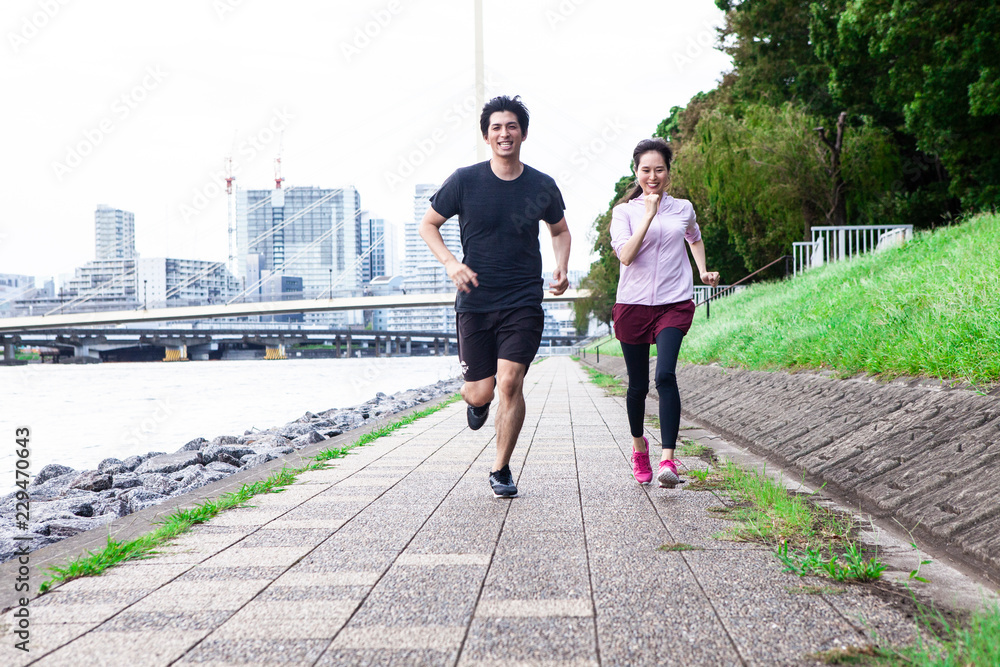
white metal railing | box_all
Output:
[794,225,913,276]
[693,284,743,305]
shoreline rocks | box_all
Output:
[0,378,462,563]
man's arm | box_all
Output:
[418,206,479,293]
[547,217,571,295]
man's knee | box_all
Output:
[462,377,495,407]
[496,365,525,399]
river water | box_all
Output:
[1,356,462,494]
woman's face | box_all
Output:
[636,151,669,196]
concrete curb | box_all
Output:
[580,355,1000,587]
[0,391,459,613]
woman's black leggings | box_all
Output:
[620,327,685,450]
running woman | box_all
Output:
[610,137,719,488]
[419,95,572,498]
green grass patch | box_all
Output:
[38,394,462,593]
[677,438,711,457]
[578,334,625,358]
[787,584,847,596]
[811,603,1000,664]
[690,458,883,583]
[680,212,1000,387]
[657,542,702,552]
[581,365,626,396]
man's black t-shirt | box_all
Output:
[429,161,565,313]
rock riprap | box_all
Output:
[0,379,461,563]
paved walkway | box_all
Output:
[2,357,920,666]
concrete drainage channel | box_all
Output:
[579,355,1000,613]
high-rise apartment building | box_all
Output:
[387,184,464,333]
[94,204,135,260]
[359,211,388,284]
[235,185,362,325]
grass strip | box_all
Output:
[680,212,1000,387]
[581,365,626,396]
[38,394,462,593]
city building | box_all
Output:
[387,183,463,333]
[94,204,136,260]
[359,211,388,284]
[235,185,362,326]
[0,273,38,316]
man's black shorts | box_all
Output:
[456,305,545,382]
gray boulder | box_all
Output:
[206,461,238,474]
[134,451,201,475]
[32,463,76,486]
[121,488,167,514]
[240,451,279,469]
[46,516,113,538]
[179,437,208,452]
[209,435,239,447]
[215,452,242,467]
[94,497,127,518]
[111,472,143,490]
[201,444,255,464]
[121,455,144,471]
[24,472,77,500]
[97,458,127,475]
[291,430,325,448]
[69,471,113,493]
[274,423,314,439]
[141,473,178,495]
[32,497,95,522]
[245,434,290,449]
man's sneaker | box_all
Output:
[489,464,518,498]
[467,402,490,430]
[631,437,652,484]
[657,459,680,488]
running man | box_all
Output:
[418,95,572,498]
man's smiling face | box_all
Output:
[485,110,524,159]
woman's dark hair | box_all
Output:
[624,137,673,201]
[480,95,530,138]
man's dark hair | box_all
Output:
[480,95,530,138]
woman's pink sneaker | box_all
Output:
[631,437,652,484]
[657,459,680,488]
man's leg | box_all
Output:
[461,376,495,410]
[492,358,526,471]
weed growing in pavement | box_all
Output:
[677,438,711,457]
[775,542,887,582]
[810,602,1000,665]
[38,394,462,593]
[581,366,626,396]
[657,543,702,552]
[646,415,660,430]
[787,584,847,596]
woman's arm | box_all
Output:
[688,239,720,287]
[615,195,659,266]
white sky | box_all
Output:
[0,0,731,282]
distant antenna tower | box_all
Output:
[272,132,285,271]
[225,155,236,275]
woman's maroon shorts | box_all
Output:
[612,300,695,345]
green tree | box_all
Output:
[823,0,1000,209]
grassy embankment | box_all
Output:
[38,394,461,593]
[583,212,1000,389]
